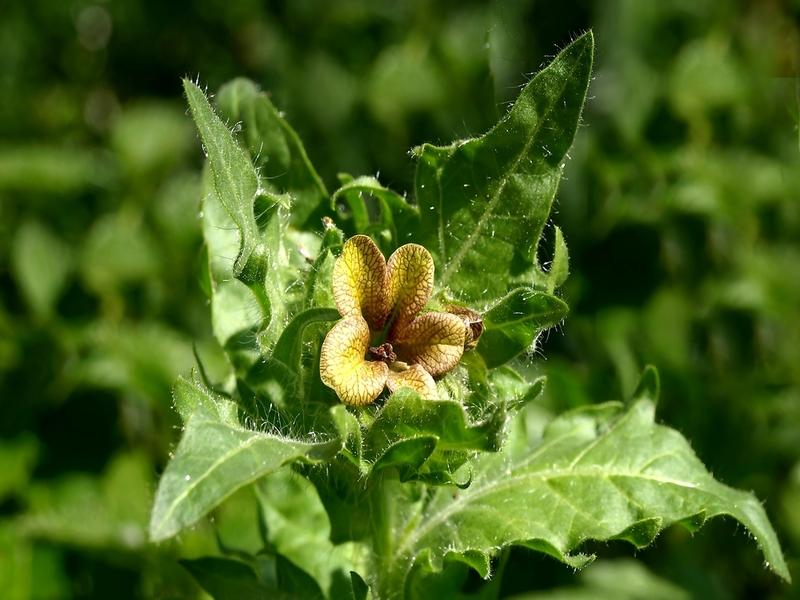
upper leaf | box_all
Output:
[185,80,266,285]
[216,78,329,228]
[412,32,593,302]
[380,397,790,592]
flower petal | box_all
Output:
[320,316,388,406]
[333,235,388,329]
[394,312,467,377]
[386,243,434,334]
[387,364,439,399]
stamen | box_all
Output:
[368,342,397,363]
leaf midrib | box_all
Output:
[151,420,316,537]
[397,466,713,561]
[437,48,586,288]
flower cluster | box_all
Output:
[320,235,479,405]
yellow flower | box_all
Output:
[320,235,472,405]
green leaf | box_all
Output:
[348,571,369,600]
[304,222,344,309]
[181,557,274,600]
[377,398,790,592]
[255,470,365,597]
[216,77,329,228]
[631,364,660,405]
[331,175,420,252]
[20,453,151,550]
[0,435,38,502]
[11,221,72,319]
[149,378,342,541]
[184,79,266,286]
[546,225,570,294]
[182,554,324,600]
[477,287,568,368]
[413,32,593,302]
[201,168,265,366]
[246,308,340,408]
[362,388,508,483]
[0,145,112,194]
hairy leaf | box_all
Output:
[378,398,790,592]
[192,83,296,362]
[477,287,568,368]
[363,388,509,482]
[185,79,267,285]
[149,378,342,541]
[413,32,593,302]
[332,175,420,253]
[545,225,570,294]
[216,78,329,228]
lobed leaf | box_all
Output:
[380,397,790,591]
[412,32,593,302]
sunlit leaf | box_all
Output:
[477,287,568,368]
[377,398,790,592]
[149,378,342,541]
[216,78,329,228]
[413,32,593,302]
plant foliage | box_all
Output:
[145,31,790,599]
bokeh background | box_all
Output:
[1,0,799,598]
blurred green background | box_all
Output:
[1,0,798,598]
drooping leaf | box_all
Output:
[477,287,568,368]
[413,32,593,302]
[377,398,790,592]
[149,378,342,541]
[216,78,329,228]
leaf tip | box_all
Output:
[631,365,660,405]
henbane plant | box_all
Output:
[149,32,790,598]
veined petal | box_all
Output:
[387,364,439,399]
[320,316,388,406]
[333,235,388,329]
[386,243,434,334]
[394,312,467,377]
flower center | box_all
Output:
[368,342,397,363]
